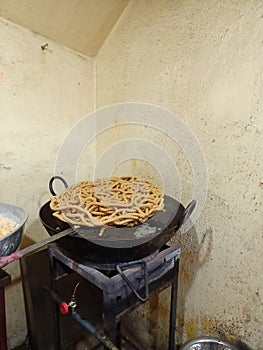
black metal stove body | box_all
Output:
[48,241,181,350]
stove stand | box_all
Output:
[48,242,181,350]
[0,269,11,350]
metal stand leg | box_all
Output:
[0,269,11,350]
[103,319,121,349]
[49,255,61,350]
[116,322,122,349]
[168,258,179,350]
[102,291,120,349]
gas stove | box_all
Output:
[47,241,181,350]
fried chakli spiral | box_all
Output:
[50,176,164,227]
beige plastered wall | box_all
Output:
[1,0,262,349]
[0,18,95,348]
[95,0,263,349]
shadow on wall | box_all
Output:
[235,340,253,350]
[120,219,213,350]
[172,222,213,345]
[173,193,257,349]
[236,340,253,350]
[19,219,47,248]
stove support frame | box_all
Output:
[48,243,181,350]
[0,269,11,350]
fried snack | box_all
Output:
[50,176,164,227]
[0,215,17,238]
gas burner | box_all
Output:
[57,243,170,271]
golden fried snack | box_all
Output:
[0,215,17,237]
[50,177,164,228]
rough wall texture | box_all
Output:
[1,1,262,348]
[0,18,94,348]
[0,0,130,56]
[96,0,262,348]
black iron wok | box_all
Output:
[39,176,196,263]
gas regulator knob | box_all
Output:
[59,301,69,314]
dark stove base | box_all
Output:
[48,242,181,350]
[57,244,161,271]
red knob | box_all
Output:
[59,302,69,314]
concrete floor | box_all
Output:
[12,338,142,350]
[11,319,183,350]
[12,325,147,350]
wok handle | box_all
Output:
[180,200,196,227]
[49,176,69,196]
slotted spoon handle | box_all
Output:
[18,228,75,257]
